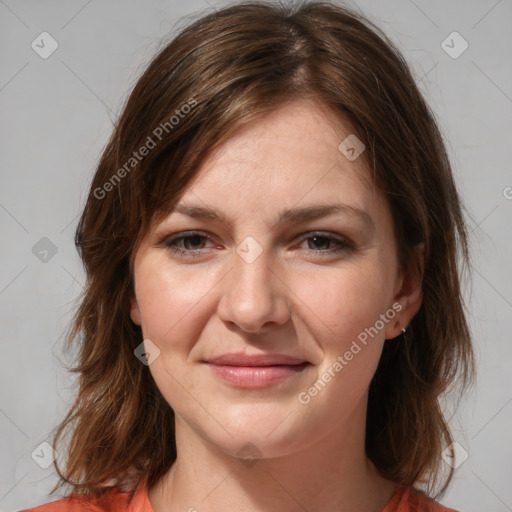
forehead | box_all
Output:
[200,99,369,176]
[174,99,380,220]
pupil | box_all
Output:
[186,235,203,249]
[310,236,329,250]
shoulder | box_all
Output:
[17,485,139,512]
[383,485,460,512]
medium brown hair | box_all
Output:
[50,0,474,500]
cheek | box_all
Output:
[295,261,393,347]
[134,255,240,411]
[135,255,218,345]
[291,267,394,414]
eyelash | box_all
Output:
[162,231,353,259]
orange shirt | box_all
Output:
[19,479,458,511]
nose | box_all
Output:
[216,244,291,334]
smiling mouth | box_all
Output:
[204,360,311,388]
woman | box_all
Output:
[20,1,474,511]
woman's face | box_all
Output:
[130,99,421,460]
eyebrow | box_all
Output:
[169,202,374,231]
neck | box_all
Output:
[148,398,397,512]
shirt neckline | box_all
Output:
[131,479,407,512]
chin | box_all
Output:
[194,407,313,462]
[214,433,301,463]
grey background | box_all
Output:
[1,0,511,510]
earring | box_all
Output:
[401,326,408,335]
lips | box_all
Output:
[205,353,308,366]
[204,353,310,388]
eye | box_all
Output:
[297,233,353,255]
[163,231,216,258]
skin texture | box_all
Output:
[129,99,423,512]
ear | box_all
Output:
[385,243,424,339]
[129,292,142,326]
